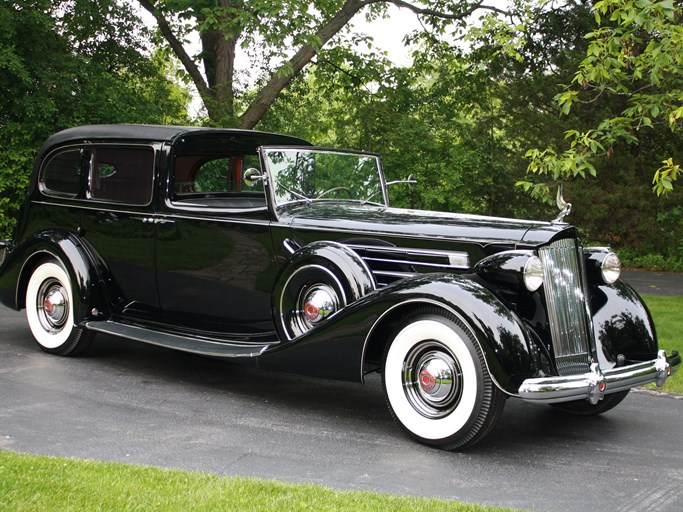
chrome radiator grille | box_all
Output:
[539,239,592,376]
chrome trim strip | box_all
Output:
[372,270,418,279]
[29,202,274,227]
[349,244,467,258]
[348,244,470,269]
[518,350,680,404]
[156,213,271,226]
[30,201,151,216]
[169,205,268,214]
[361,256,465,270]
[288,223,500,247]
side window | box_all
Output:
[184,155,263,194]
[41,149,83,198]
[90,146,154,205]
[171,154,265,209]
[193,157,230,192]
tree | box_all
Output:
[523,0,683,197]
[137,0,512,128]
[468,0,683,258]
[258,36,543,217]
[0,0,189,238]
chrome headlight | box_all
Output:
[523,256,544,292]
[474,251,544,292]
[600,251,621,284]
[584,248,621,285]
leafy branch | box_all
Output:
[522,0,683,197]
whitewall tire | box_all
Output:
[382,308,505,450]
[25,260,93,356]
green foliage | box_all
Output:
[0,0,190,239]
[523,0,683,197]
[260,40,547,219]
[621,251,683,272]
[652,158,681,195]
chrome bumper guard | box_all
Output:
[519,350,681,405]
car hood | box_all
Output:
[280,202,575,248]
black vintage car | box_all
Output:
[0,124,679,450]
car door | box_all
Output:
[79,144,160,320]
[154,152,279,335]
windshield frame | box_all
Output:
[258,146,389,213]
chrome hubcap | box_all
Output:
[36,278,69,333]
[294,284,339,333]
[403,342,463,419]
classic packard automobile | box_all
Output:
[0,125,679,450]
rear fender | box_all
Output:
[0,230,108,323]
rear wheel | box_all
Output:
[550,390,630,417]
[25,260,93,356]
[382,308,505,450]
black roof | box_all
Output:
[37,124,310,160]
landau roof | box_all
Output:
[37,124,310,162]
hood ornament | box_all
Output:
[552,184,572,224]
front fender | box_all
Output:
[259,274,535,394]
[0,230,107,323]
[591,279,658,368]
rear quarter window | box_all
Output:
[41,149,83,198]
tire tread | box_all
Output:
[382,306,506,451]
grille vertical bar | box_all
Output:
[539,239,592,375]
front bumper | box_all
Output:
[518,350,681,404]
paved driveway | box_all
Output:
[622,269,683,296]
[1,302,681,512]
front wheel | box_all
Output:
[382,308,505,451]
[25,260,93,356]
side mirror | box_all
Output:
[243,168,265,188]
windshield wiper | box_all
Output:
[361,191,383,205]
[279,184,311,203]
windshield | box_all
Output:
[261,148,386,207]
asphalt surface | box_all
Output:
[1,273,681,511]
[621,269,683,296]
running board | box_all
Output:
[85,320,273,358]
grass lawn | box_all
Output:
[642,294,682,395]
[0,450,517,512]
